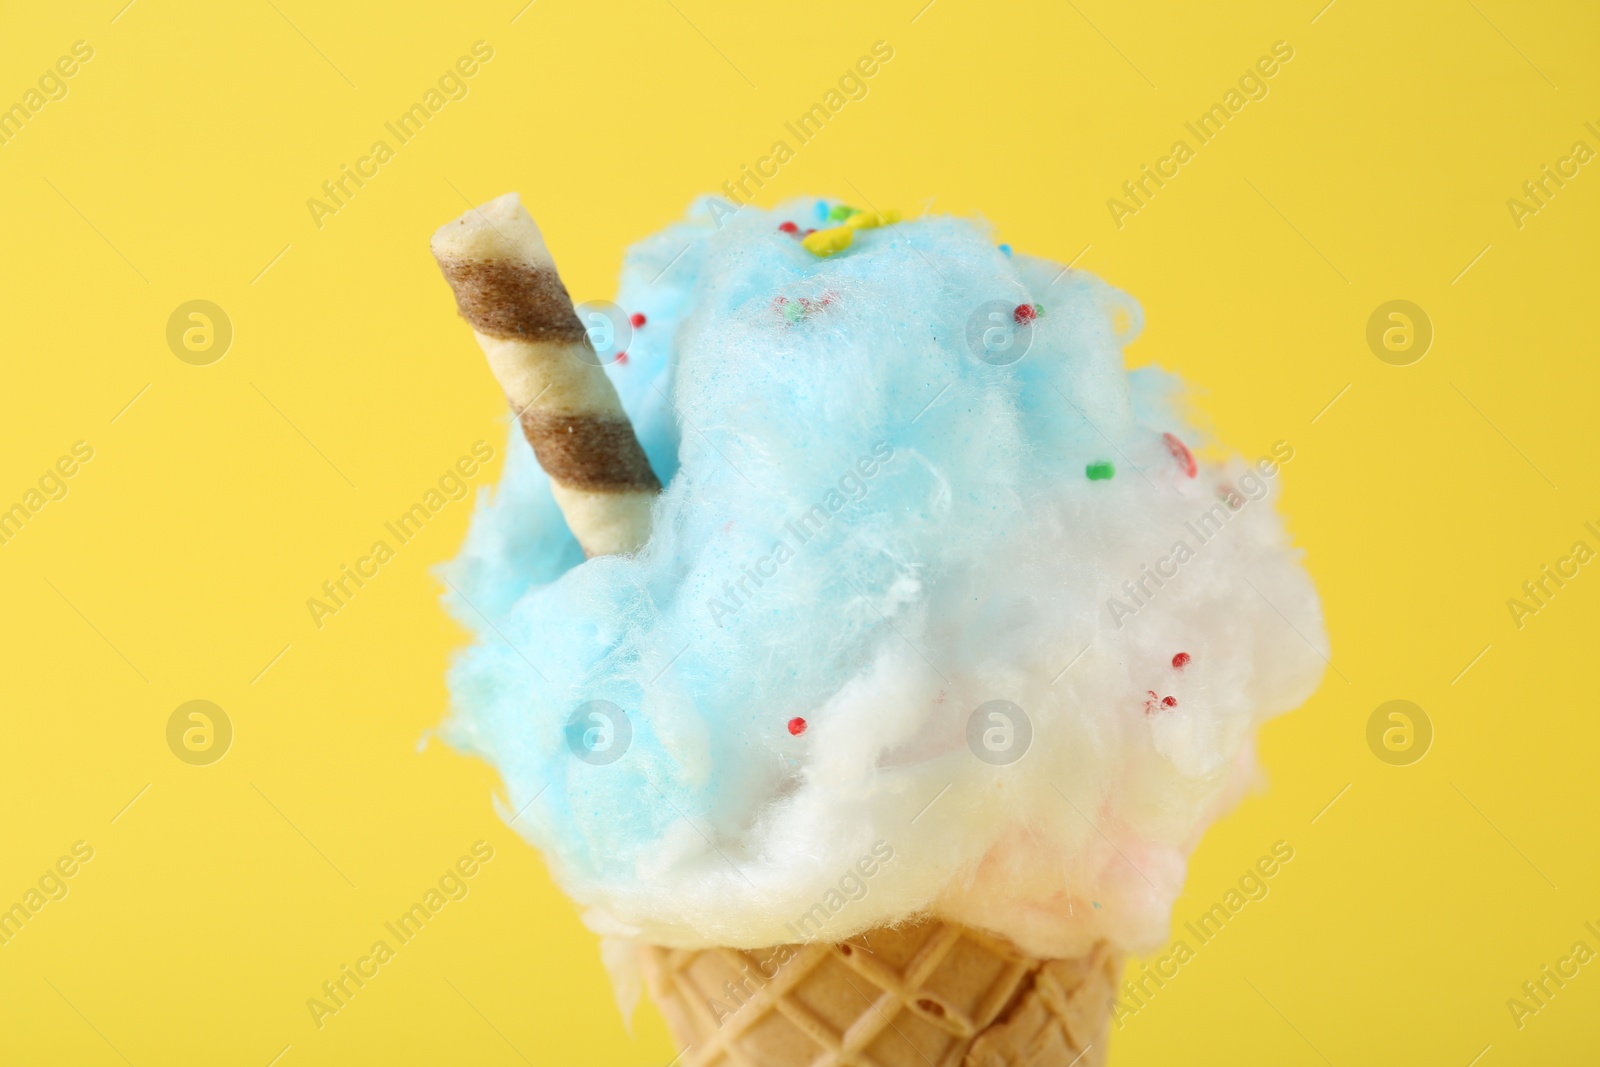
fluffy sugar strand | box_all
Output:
[440,197,1326,958]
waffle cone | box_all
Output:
[640,919,1119,1066]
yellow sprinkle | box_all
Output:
[802,226,855,256]
[844,208,901,231]
[801,209,902,257]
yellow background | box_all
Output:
[1,0,1595,1063]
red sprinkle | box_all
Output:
[803,228,816,236]
[1144,690,1179,714]
[1013,303,1037,325]
[778,221,800,235]
[1163,432,1198,478]
[787,717,807,736]
[614,351,628,364]
[629,312,647,328]
[1172,652,1191,669]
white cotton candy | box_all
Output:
[440,197,1326,960]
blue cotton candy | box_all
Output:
[439,198,1326,959]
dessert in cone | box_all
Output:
[641,920,1118,1067]
[432,192,1327,1065]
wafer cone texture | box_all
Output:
[641,919,1118,1066]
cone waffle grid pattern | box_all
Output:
[640,920,1117,1067]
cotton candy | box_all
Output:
[438,197,1326,960]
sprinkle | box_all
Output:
[802,226,855,257]
[1143,690,1178,714]
[1162,432,1197,478]
[828,203,859,221]
[615,351,628,364]
[1013,303,1036,325]
[1085,461,1115,481]
[787,717,807,736]
[629,312,647,328]
[774,291,839,323]
[998,243,1012,257]
[778,221,799,235]
[803,228,816,237]
[1171,652,1191,669]
[1092,901,1100,908]
[815,200,830,221]
[800,210,902,258]
[844,209,900,232]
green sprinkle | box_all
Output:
[1033,304,1045,318]
[828,204,859,221]
[1086,461,1115,481]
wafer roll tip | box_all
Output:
[432,192,660,558]
[431,191,553,267]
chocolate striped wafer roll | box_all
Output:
[432,193,660,557]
